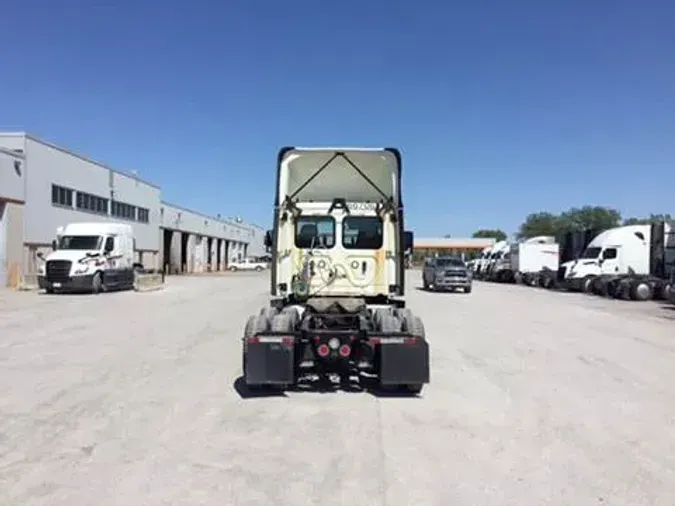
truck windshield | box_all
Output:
[436,258,464,267]
[58,235,103,250]
[580,247,601,259]
[295,216,335,249]
[342,216,383,249]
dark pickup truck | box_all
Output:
[422,256,472,293]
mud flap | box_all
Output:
[378,338,430,386]
[245,337,296,385]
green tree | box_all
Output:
[559,206,621,232]
[516,212,561,239]
[518,206,621,240]
[472,229,507,241]
[623,213,672,225]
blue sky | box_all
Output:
[1,0,674,237]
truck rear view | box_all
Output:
[241,147,429,394]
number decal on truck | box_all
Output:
[347,202,378,212]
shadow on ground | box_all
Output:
[233,376,423,399]
[414,287,469,294]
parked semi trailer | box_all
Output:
[506,236,559,285]
[241,147,429,394]
[561,221,675,301]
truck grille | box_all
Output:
[46,260,72,282]
[445,269,466,277]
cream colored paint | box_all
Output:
[276,203,398,298]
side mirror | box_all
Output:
[404,231,414,252]
[264,230,273,249]
[51,240,57,251]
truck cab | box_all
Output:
[37,222,136,294]
[243,147,429,394]
[562,225,650,292]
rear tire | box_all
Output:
[229,266,238,272]
[280,307,300,328]
[401,314,425,338]
[259,306,279,321]
[255,266,263,272]
[582,275,595,293]
[464,285,472,294]
[630,280,652,301]
[379,314,402,333]
[372,308,394,329]
[395,308,414,324]
[242,313,269,381]
[270,313,295,332]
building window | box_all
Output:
[51,184,73,208]
[76,191,109,215]
[111,200,136,220]
[137,207,150,223]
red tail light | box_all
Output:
[338,344,351,357]
[317,344,330,357]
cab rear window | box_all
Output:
[294,216,335,249]
[342,217,383,249]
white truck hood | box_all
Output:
[278,148,399,202]
[45,250,101,263]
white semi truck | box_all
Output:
[505,236,559,285]
[473,245,493,279]
[37,222,136,294]
[483,240,509,281]
[241,147,429,394]
[561,222,675,300]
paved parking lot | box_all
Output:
[1,271,674,505]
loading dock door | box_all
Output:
[0,203,6,287]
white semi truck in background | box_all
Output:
[561,221,675,301]
[506,236,559,285]
[37,222,137,294]
[473,245,493,278]
[484,240,510,281]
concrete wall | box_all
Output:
[161,202,255,244]
[0,148,27,287]
[247,225,267,257]
[160,202,261,272]
[0,147,25,203]
[0,202,25,287]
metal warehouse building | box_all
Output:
[0,132,265,288]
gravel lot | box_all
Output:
[1,271,674,505]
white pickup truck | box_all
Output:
[228,257,269,272]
